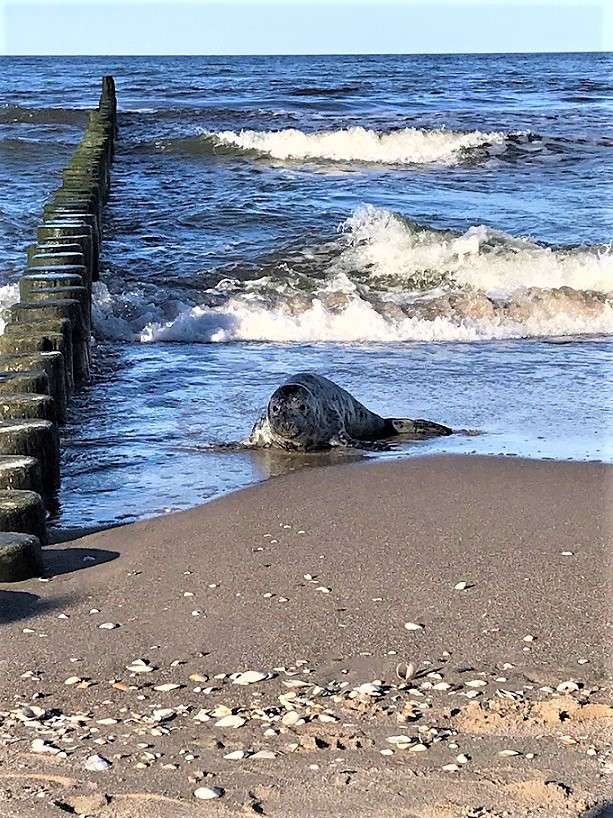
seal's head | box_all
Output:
[267,383,318,446]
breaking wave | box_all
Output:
[196,126,512,166]
[89,205,613,345]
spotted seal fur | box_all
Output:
[243,373,452,451]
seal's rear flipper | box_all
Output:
[387,418,453,438]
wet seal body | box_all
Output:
[244,373,452,452]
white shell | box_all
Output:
[154,683,182,692]
[223,750,251,760]
[556,681,580,692]
[84,754,112,771]
[233,671,269,686]
[404,622,424,631]
[251,750,277,759]
[153,708,176,722]
[442,763,460,771]
[194,786,223,800]
[465,679,487,687]
[454,582,468,591]
[215,714,246,728]
[31,739,60,754]
[498,749,521,756]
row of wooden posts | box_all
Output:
[0,77,117,582]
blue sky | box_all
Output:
[1,0,611,55]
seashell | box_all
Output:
[64,676,81,685]
[98,622,118,629]
[282,678,309,688]
[380,748,394,756]
[194,786,223,800]
[465,679,487,688]
[432,682,452,691]
[498,749,521,756]
[233,671,270,686]
[96,718,118,725]
[223,749,251,760]
[126,660,155,673]
[281,711,301,726]
[404,622,424,631]
[442,763,460,771]
[212,705,232,717]
[456,754,470,764]
[31,739,60,754]
[189,673,209,682]
[409,743,428,752]
[318,713,338,723]
[84,754,112,771]
[153,708,176,722]
[560,735,578,746]
[395,662,416,681]
[454,581,468,591]
[215,714,246,729]
[154,683,182,692]
[251,750,277,759]
[16,706,46,721]
[193,709,210,722]
[522,635,535,642]
[315,586,331,593]
[556,681,580,693]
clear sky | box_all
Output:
[1,0,611,55]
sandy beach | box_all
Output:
[0,454,611,817]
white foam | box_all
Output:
[91,206,613,346]
[336,205,613,295]
[204,126,508,166]
[0,284,20,336]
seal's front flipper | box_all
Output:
[387,418,453,439]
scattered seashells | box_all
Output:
[194,786,223,800]
[215,714,246,729]
[233,671,270,686]
[404,622,424,631]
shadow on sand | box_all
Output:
[42,546,119,578]
[0,590,73,625]
[585,805,613,818]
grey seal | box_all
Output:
[243,372,452,452]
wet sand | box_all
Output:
[0,454,612,817]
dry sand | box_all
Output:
[0,454,611,818]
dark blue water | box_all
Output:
[1,55,612,528]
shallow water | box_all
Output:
[1,54,611,530]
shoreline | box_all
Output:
[1,454,612,817]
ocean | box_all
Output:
[1,53,611,531]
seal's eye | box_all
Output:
[298,404,306,411]
[271,404,280,415]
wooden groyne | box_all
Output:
[0,77,117,581]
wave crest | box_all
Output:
[199,126,510,166]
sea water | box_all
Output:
[1,54,611,530]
